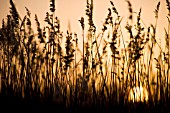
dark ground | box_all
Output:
[0,92,170,113]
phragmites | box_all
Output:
[86,0,96,32]
[166,0,170,16]
[126,0,133,20]
[50,0,55,13]
[64,31,75,74]
[79,17,85,30]
[25,7,31,17]
[154,1,160,18]
[35,14,44,43]
[9,0,20,26]
[0,0,170,112]
[110,1,119,15]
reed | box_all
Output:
[0,0,169,112]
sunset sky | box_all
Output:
[0,0,168,48]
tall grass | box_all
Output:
[0,0,169,112]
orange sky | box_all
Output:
[0,0,168,48]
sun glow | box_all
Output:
[128,85,149,103]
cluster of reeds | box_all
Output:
[0,0,169,112]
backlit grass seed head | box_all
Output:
[79,17,85,30]
[50,0,55,13]
[10,0,20,26]
[154,1,160,18]
[25,7,31,17]
[35,14,44,43]
[166,0,170,16]
[110,1,118,15]
[126,0,133,20]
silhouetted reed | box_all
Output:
[0,0,169,113]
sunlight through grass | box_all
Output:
[128,85,149,103]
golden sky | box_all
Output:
[0,0,168,46]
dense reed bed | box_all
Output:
[0,0,169,112]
